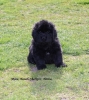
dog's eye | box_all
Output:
[39,31,42,34]
[47,31,51,34]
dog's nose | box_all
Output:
[41,36,46,41]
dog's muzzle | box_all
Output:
[41,35,47,42]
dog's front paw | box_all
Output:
[61,63,67,67]
[37,65,47,70]
[55,62,67,68]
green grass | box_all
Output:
[0,0,89,99]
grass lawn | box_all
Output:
[0,0,89,99]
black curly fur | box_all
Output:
[27,20,66,70]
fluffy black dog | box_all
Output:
[27,20,66,70]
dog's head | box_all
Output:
[32,20,57,44]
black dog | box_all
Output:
[27,20,66,70]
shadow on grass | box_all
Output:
[63,51,82,56]
[78,2,89,5]
[63,49,89,56]
[84,49,89,55]
[28,63,64,73]
[27,63,65,96]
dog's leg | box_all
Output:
[53,51,67,67]
[33,55,46,70]
[27,52,35,64]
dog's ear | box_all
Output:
[32,28,36,40]
[32,23,39,40]
[49,22,57,40]
[34,23,40,30]
[53,28,57,39]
